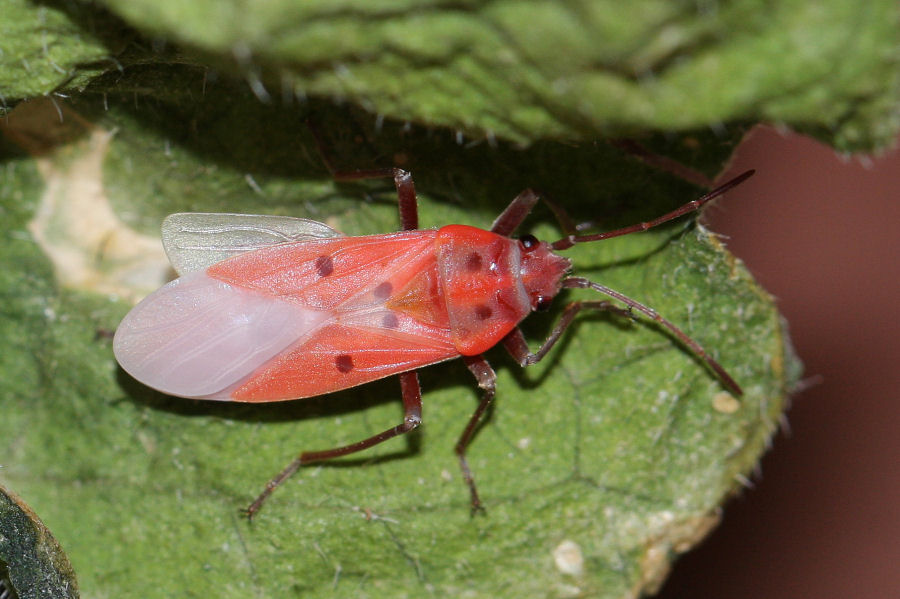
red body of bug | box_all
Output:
[113,168,752,517]
[196,224,568,401]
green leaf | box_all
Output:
[0,0,126,102]
[0,66,799,598]
[2,0,898,151]
[0,484,79,599]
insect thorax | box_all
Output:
[435,225,533,355]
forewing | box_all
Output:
[117,230,458,403]
[231,320,456,402]
[207,230,458,401]
[206,231,439,310]
[162,213,342,275]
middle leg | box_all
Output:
[454,355,498,514]
[329,167,419,231]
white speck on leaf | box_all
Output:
[553,540,584,577]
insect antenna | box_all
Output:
[562,277,743,396]
[550,170,755,250]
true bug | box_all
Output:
[113,168,753,517]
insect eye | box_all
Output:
[519,234,539,251]
[535,296,552,312]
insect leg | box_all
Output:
[454,355,497,514]
[501,301,628,367]
[305,123,420,230]
[326,168,419,231]
[510,277,742,395]
[564,277,741,394]
[490,189,539,236]
[609,139,713,187]
[244,371,423,519]
[491,188,582,238]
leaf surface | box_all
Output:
[0,76,800,597]
[1,0,898,151]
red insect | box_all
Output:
[113,168,752,517]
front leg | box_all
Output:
[501,301,628,366]
[503,282,742,395]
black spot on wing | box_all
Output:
[335,354,354,373]
[382,313,399,329]
[316,255,334,277]
[373,281,393,300]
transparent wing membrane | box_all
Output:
[162,213,342,275]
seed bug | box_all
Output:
[113,168,753,517]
